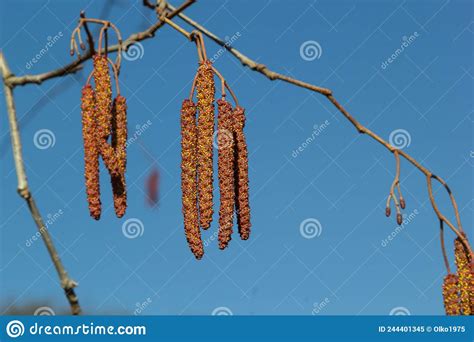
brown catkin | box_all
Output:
[233,106,251,240]
[470,261,474,313]
[110,96,128,218]
[181,99,204,259]
[443,273,461,315]
[80,84,101,220]
[196,60,215,229]
[93,54,113,140]
[454,235,473,315]
[217,99,235,249]
[111,174,127,218]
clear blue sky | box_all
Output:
[1,0,472,315]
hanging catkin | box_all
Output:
[93,55,113,140]
[233,106,251,240]
[217,99,235,249]
[442,273,461,315]
[196,60,215,229]
[181,99,204,259]
[110,96,128,218]
[81,84,101,220]
[454,235,473,315]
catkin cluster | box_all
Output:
[80,54,128,219]
[180,59,251,259]
[442,234,474,315]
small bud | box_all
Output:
[70,49,74,56]
[400,198,406,209]
[396,213,403,225]
[385,207,391,217]
[80,43,86,50]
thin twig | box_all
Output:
[0,53,81,315]
[4,0,196,87]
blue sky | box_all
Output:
[1,0,472,315]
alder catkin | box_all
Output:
[454,235,473,315]
[181,99,204,259]
[443,273,461,315]
[93,54,113,140]
[196,60,215,229]
[80,84,101,220]
[233,106,251,240]
[110,96,128,218]
[217,99,235,249]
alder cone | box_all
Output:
[181,99,204,259]
[93,54,113,140]
[196,60,215,229]
[442,273,461,315]
[80,84,101,220]
[454,235,473,315]
[217,99,235,249]
[233,106,251,240]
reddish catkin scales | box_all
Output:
[110,96,128,218]
[81,85,102,220]
[93,55,113,140]
[454,235,473,315]
[443,273,461,315]
[233,106,251,240]
[217,99,235,249]
[181,99,204,259]
[196,60,215,229]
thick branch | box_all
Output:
[0,52,81,315]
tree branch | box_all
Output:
[4,0,195,87]
[165,2,472,258]
[0,52,81,315]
